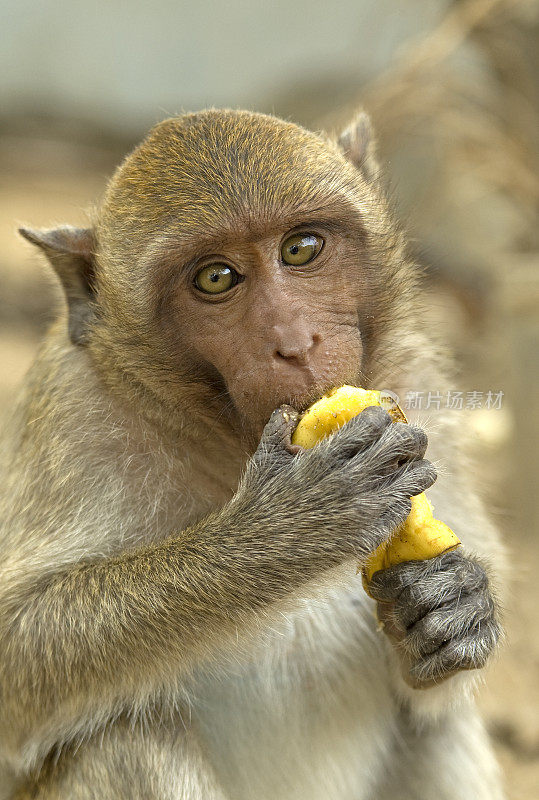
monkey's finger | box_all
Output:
[376,459,437,504]
[353,460,433,558]
[260,405,301,454]
[404,590,496,659]
[369,553,488,624]
[324,405,392,461]
[368,551,457,602]
[373,567,487,634]
[356,498,413,557]
[375,497,413,538]
[408,618,500,683]
[358,422,429,477]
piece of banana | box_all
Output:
[291,386,461,593]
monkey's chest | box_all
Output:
[190,586,396,800]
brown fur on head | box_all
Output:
[20,109,420,445]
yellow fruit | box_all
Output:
[291,386,382,450]
[291,386,461,593]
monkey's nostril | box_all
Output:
[274,335,321,364]
[275,350,305,366]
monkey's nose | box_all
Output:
[273,333,321,367]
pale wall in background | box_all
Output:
[1,0,448,132]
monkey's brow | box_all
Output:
[147,206,359,263]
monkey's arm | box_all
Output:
[0,502,328,769]
[0,406,436,770]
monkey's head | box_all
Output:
[20,110,418,443]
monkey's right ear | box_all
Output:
[18,226,96,346]
[337,112,379,182]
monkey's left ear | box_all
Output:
[18,226,96,346]
[337,111,379,182]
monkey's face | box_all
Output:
[162,216,370,435]
[96,111,391,438]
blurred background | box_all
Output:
[1,0,538,795]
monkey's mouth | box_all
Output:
[281,374,360,415]
[288,384,337,414]
[206,355,365,438]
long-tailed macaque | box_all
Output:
[0,110,504,799]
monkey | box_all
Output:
[0,109,504,800]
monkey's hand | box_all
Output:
[238,404,437,568]
[367,551,500,688]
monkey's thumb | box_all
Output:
[261,405,301,454]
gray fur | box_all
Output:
[369,551,500,685]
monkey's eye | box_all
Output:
[281,233,323,266]
[194,264,240,294]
